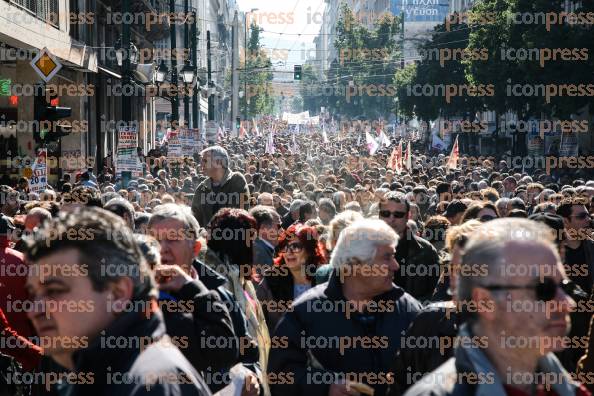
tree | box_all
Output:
[239,22,274,119]
[291,96,304,113]
[327,4,401,118]
[393,62,417,119]
[465,0,594,119]
[300,63,324,114]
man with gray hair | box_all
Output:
[404,218,587,396]
[148,203,262,394]
[269,219,421,396]
[24,207,51,232]
[191,145,250,227]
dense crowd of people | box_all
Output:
[1,128,594,396]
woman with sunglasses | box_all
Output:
[460,201,499,223]
[255,224,327,331]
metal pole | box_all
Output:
[400,11,405,69]
[183,0,190,127]
[232,11,239,136]
[121,0,132,185]
[244,14,248,120]
[122,0,131,124]
[191,9,199,129]
[207,30,214,121]
[169,0,180,127]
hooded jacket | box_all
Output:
[64,309,212,396]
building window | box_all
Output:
[8,0,59,27]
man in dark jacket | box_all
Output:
[556,197,594,372]
[24,207,211,395]
[379,191,441,302]
[268,219,422,396]
[148,203,261,394]
[404,219,588,396]
[192,146,250,227]
[249,205,282,271]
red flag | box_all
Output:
[447,135,459,170]
[388,141,403,174]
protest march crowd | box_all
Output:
[1,121,594,396]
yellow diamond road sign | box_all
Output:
[30,47,62,83]
[23,167,33,179]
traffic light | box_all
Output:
[236,117,241,130]
[294,65,302,80]
[33,85,72,144]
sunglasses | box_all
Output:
[481,277,575,301]
[282,242,304,253]
[479,215,496,222]
[379,210,407,219]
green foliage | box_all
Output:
[398,0,594,122]
[323,4,401,118]
[300,63,325,113]
[240,22,274,118]
[465,0,594,118]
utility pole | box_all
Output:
[244,16,247,121]
[169,0,180,127]
[232,11,239,137]
[207,30,214,121]
[183,0,190,127]
[122,0,131,124]
[191,8,199,129]
[400,10,405,70]
[121,0,132,186]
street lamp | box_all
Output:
[180,63,196,85]
[156,60,169,84]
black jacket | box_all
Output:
[388,301,461,396]
[268,270,422,396]
[65,309,212,396]
[394,231,441,303]
[192,260,261,389]
[160,278,237,373]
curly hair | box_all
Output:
[207,207,257,267]
[274,224,327,281]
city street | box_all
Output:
[0,0,593,395]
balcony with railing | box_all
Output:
[7,0,59,27]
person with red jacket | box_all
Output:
[0,307,42,371]
[0,215,37,342]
